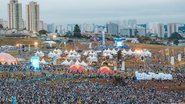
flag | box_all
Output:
[178,54,182,62]
[161,49,165,56]
[170,56,175,65]
[165,48,170,56]
[146,56,151,64]
[77,96,82,104]
[121,61,125,71]
[12,96,17,104]
[171,49,175,56]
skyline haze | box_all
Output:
[0,0,185,25]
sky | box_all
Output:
[0,0,185,25]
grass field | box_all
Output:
[0,38,41,46]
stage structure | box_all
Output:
[31,56,40,70]
[102,31,105,46]
[114,38,126,48]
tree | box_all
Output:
[39,30,48,35]
[55,29,58,33]
[169,32,183,40]
[174,40,179,45]
[73,24,81,38]
[117,50,122,62]
[66,31,72,36]
[0,24,3,29]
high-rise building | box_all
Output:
[149,23,165,38]
[0,19,8,28]
[107,22,119,35]
[167,23,183,37]
[39,20,44,31]
[26,1,40,33]
[47,24,55,33]
[128,19,137,28]
[8,0,23,30]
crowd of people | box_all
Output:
[1,46,185,103]
[0,77,185,104]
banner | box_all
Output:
[165,48,170,56]
[113,61,117,71]
[170,56,175,65]
[146,56,151,64]
[114,66,117,71]
[171,49,175,56]
[161,49,165,56]
[12,96,17,104]
[121,61,125,71]
[178,54,182,62]
[89,43,92,49]
[53,56,57,65]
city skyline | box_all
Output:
[0,0,185,25]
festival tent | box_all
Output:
[61,60,71,66]
[68,65,85,73]
[48,51,61,58]
[89,51,97,56]
[135,71,173,80]
[35,51,45,57]
[83,51,88,56]
[43,41,56,47]
[75,60,81,65]
[0,53,17,65]
[122,49,127,55]
[143,50,152,57]
[112,49,117,55]
[80,61,88,67]
[97,66,113,75]
[64,50,68,54]
[127,49,134,55]
[40,59,48,64]
[87,56,98,62]
[53,49,62,55]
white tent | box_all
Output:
[80,61,88,67]
[135,71,173,80]
[75,60,81,65]
[35,51,45,57]
[61,60,71,66]
[43,41,56,47]
[40,59,48,64]
[87,56,98,62]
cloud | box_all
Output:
[0,0,185,24]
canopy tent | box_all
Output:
[67,53,81,60]
[135,71,173,80]
[97,66,113,75]
[87,56,98,62]
[48,51,61,58]
[35,51,45,57]
[40,59,48,64]
[68,65,85,74]
[53,49,62,55]
[61,60,71,66]
[0,53,17,65]
[43,41,56,47]
[80,61,88,67]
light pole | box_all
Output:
[34,42,38,50]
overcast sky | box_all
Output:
[0,0,185,25]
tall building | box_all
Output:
[39,20,44,31]
[149,23,165,38]
[47,24,55,33]
[26,1,40,33]
[128,19,137,28]
[8,0,23,30]
[107,22,119,35]
[167,23,183,37]
[0,19,8,28]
